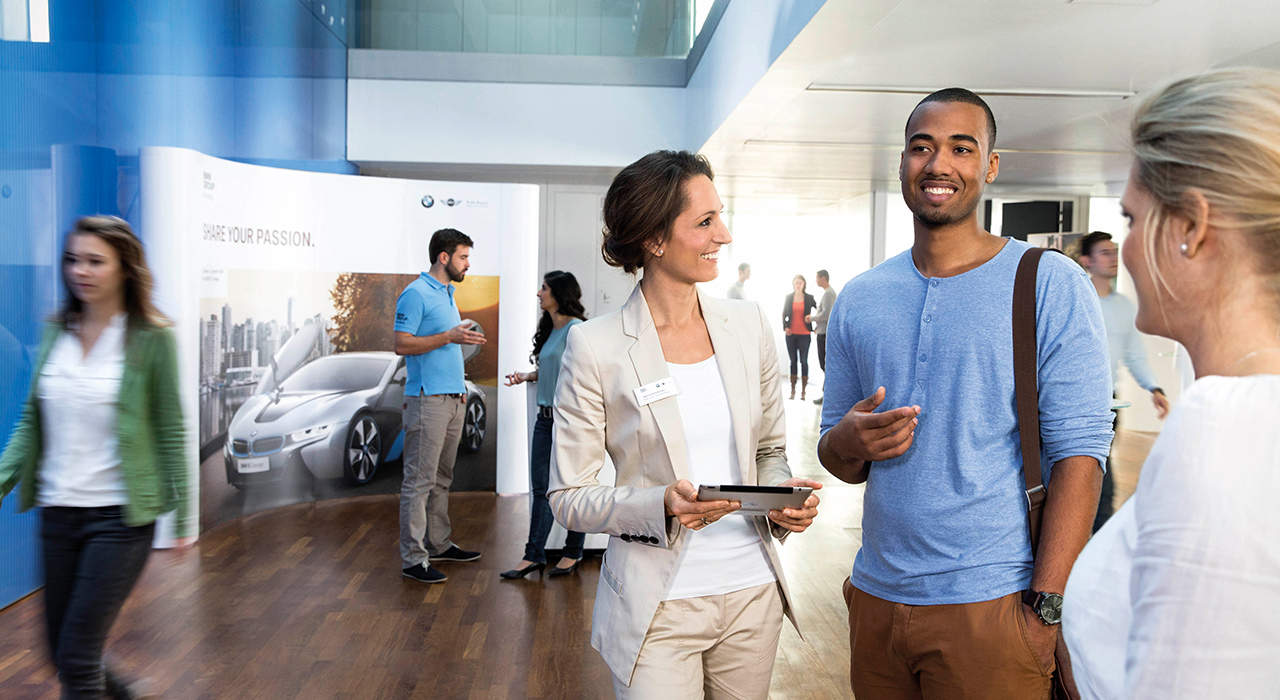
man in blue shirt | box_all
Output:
[1078,231,1169,532]
[395,228,486,584]
[818,89,1113,698]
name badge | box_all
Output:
[634,377,679,406]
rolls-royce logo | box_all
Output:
[421,195,434,208]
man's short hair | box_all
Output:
[738,262,751,273]
[429,228,474,265]
[817,269,829,280]
[907,88,998,151]
[1079,231,1114,259]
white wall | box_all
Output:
[348,79,686,167]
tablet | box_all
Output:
[696,484,812,516]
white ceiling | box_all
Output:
[702,0,1280,213]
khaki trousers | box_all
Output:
[399,393,465,567]
[614,582,784,700]
[844,579,1052,700]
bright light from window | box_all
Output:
[28,0,48,42]
[1,0,47,42]
[693,0,714,38]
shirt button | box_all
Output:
[924,315,932,323]
[931,279,939,287]
[919,354,927,362]
[620,533,631,542]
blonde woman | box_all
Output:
[0,216,189,699]
[549,150,821,698]
[1062,68,1280,699]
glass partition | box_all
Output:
[358,0,696,57]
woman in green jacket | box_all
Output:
[0,215,189,699]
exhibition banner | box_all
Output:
[140,148,538,534]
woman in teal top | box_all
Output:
[0,215,188,699]
[501,271,588,579]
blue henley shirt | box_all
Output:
[820,239,1114,605]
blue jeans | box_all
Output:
[524,414,584,563]
[41,506,155,700]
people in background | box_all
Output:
[549,150,821,699]
[782,275,817,400]
[810,269,837,405]
[727,261,750,299]
[0,215,191,699]
[394,228,487,584]
[501,270,588,580]
[1063,67,1280,700]
[818,88,1113,699]
[1077,230,1170,532]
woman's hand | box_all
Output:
[504,371,532,387]
[665,480,739,530]
[784,328,793,336]
[173,536,197,550]
[768,477,822,533]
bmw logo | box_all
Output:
[421,195,434,208]
[446,198,457,207]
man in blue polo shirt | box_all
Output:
[818,89,1113,698]
[394,228,486,584]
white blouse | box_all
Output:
[662,356,776,601]
[1063,375,1280,699]
[36,314,129,508]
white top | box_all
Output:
[36,314,130,508]
[663,356,776,601]
[1063,374,1280,699]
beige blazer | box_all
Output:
[549,284,800,685]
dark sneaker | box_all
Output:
[402,563,447,583]
[429,545,482,563]
[812,396,824,405]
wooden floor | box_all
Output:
[0,401,1156,700]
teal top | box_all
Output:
[536,318,583,408]
[0,320,190,537]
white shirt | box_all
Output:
[36,314,130,508]
[663,356,776,601]
[1063,375,1280,699]
[1098,292,1160,392]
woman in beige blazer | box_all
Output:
[549,150,822,699]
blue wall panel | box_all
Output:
[0,0,351,610]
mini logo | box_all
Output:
[446,198,457,207]
[421,195,434,208]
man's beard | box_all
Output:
[912,198,978,227]
[445,259,466,282]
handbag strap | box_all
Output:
[1013,247,1051,554]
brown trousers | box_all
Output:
[843,579,1052,700]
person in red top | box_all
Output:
[782,275,817,400]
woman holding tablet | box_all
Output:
[548,150,821,699]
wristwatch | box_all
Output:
[1023,590,1064,626]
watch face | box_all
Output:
[1041,593,1064,624]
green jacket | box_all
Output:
[0,319,190,537]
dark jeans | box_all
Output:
[524,414,584,564]
[1094,408,1120,533]
[786,334,811,376]
[41,506,155,700]
[816,333,827,373]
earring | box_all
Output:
[1180,243,1189,255]
[656,249,664,257]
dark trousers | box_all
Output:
[1094,408,1120,533]
[524,414,584,564]
[41,506,155,700]
[786,334,811,376]
[816,333,827,372]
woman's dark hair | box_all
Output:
[59,215,169,329]
[602,150,715,273]
[531,270,587,365]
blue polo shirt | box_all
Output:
[394,272,466,396]
[820,239,1114,606]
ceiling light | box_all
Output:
[805,85,1135,99]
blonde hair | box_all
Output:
[59,215,170,328]
[1131,67,1280,307]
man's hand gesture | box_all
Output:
[829,386,919,463]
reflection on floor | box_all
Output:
[0,400,1155,700]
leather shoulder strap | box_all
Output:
[1013,247,1050,553]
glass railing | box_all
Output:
[356,0,697,58]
